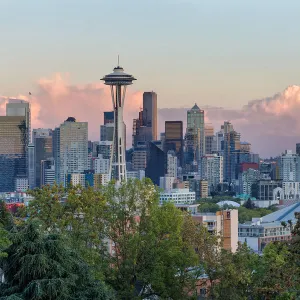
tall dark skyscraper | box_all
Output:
[164,121,183,167]
[33,129,53,187]
[132,92,157,147]
[143,92,157,141]
[146,141,164,185]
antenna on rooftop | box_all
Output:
[118,55,120,66]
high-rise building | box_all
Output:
[0,115,27,192]
[41,158,55,186]
[201,154,223,194]
[146,141,165,185]
[296,143,300,156]
[165,121,183,167]
[33,129,53,188]
[166,151,177,178]
[104,111,114,125]
[223,121,241,184]
[280,150,300,182]
[101,65,136,183]
[185,104,205,172]
[142,92,157,141]
[52,127,60,184]
[6,99,31,143]
[100,123,114,141]
[58,117,88,185]
[28,143,35,189]
[132,92,157,148]
[94,154,110,174]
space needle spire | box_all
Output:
[101,62,136,184]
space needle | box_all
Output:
[101,60,136,184]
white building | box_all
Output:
[68,173,85,186]
[59,117,88,186]
[127,170,145,180]
[15,177,29,192]
[280,150,300,182]
[160,176,175,192]
[201,154,223,193]
[238,168,260,195]
[160,188,195,204]
[167,151,177,178]
[94,154,110,174]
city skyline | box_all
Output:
[1,80,300,157]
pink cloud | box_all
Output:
[1,73,142,146]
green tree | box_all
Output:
[101,178,197,299]
[253,242,296,299]
[0,220,113,300]
[211,243,259,300]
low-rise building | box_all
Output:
[238,202,300,253]
[160,188,195,204]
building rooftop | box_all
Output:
[191,103,200,110]
[260,202,300,223]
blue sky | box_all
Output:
[1,0,300,108]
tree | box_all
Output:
[211,243,259,300]
[100,178,197,299]
[243,198,255,209]
[253,242,296,299]
[0,220,113,300]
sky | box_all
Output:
[1,0,300,157]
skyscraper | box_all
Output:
[101,64,136,183]
[52,127,60,184]
[185,104,205,171]
[164,121,183,167]
[223,121,241,184]
[58,117,88,185]
[142,92,157,141]
[146,141,165,185]
[6,99,31,143]
[0,116,27,191]
[33,129,53,187]
[104,111,114,125]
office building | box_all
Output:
[216,210,239,252]
[94,154,110,174]
[6,99,31,143]
[238,168,260,195]
[166,150,177,178]
[160,188,196,205]
[33,129,53,188]
[280,150,300,182]
[142,92,157,141]
[201,154,223,194]
[41,158,55,186]
[56,117,88,185]
[0,116,27,192]
[104,111,114,125]
[28,143,35,189]
[223,121,241,183]
[160,176,175,192]
[145,141,165,185]
[15,177,29,192]
[165,121,183,167]
[132,146,147,171]
[186,103,206,165]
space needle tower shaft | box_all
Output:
[101,62,136,184]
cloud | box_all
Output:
[1,73,142,146]
[2,74,300,157]
[158,85,300,157]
